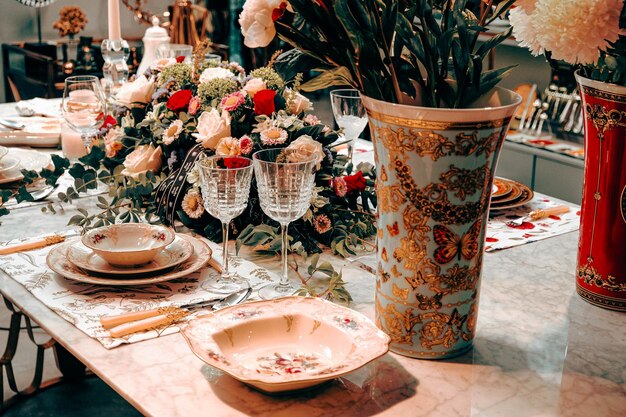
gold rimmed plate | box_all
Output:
[490,183,534,211]
[491,177,513,199]
[66,234,194,276]
[46,234,210,286]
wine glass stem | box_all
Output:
[81,133,91,153]
[279,223,289,287]
[221,221,230,277]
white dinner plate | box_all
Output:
[0,117,61,148]
[0,156,19,174]
[46,234,211,286]
[66,234,194,275]
[0,148,52,184]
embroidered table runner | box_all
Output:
[0,235,271,349]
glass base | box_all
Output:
[258,281,297,300]
[204,274,248,294]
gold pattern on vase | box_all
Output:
[578,263,626,293]
[362,89,520,358]
[581,85,626,103]
[585,104,626,136]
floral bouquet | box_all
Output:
[510,0,626,85]
[3,46,377,263]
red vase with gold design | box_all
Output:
[575,74,626,312]
[361,89,521,359]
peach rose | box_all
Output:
[121,144,163,177]
[192,108,232,149]
[243,77,266,98]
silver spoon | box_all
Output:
[0,119,25,130]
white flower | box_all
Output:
[186,165,201,186]
[151,57,176,71]
[192,109,232,149]
[284,88,313,114]
[121,144,162,177]
[515,0,538,13]
[532,0,624,65]
[199,67,234,84]
[285,135,324,168]
[115,75,155,108]
[162,119,183,145]
[181,189,205,219]
[239,0,290,48]
[243,77,266,98]
[260,127,288,145]
[215,136,242,156]
[509,7,544,57]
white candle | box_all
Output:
[108,0,122,40]
[61,123,88,160]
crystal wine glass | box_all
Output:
[62,75,106,152]
[330,89,368,164]
[197,155,254,293]
[253,148,317,299]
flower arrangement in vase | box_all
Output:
[238,0,522,358]
[511,0,626,311]
[53,5,88,63]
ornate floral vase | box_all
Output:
[361,89,521,358]
[574,74,626,312]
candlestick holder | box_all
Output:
[101,38,130,98]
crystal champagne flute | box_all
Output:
[253,148,317,299]
[197,155,254,293]
[61,75,107,152]
[330,89,368,164]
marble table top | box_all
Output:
[0,100,624,416]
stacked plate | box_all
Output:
[490,177,534,211]
[45,225,212,286]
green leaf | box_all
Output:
[300,67,355,92]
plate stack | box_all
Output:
[46,224,211,286]
[490,177,534,211]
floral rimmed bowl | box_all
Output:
[181,296,390,394]
[81,223,175,267]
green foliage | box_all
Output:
[197,78,240,106]
[249,67,286,90]
[157,63,193,90]
[274,0,516,108]
[293,254,353,304]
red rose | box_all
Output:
[344,171,367,193]
[166,89,193,113]
[103,115,117,129]
[253,89,276,116]
[272,2,288,21]
[175,56,185,63]
[222,157,251,169]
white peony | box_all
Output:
[192,109,232,149]
[115,75,155,108]
[199,67,234,84]
[533,0,624,65]
[239,0,290,48]
[509,8,544,57]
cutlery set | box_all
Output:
[518,84,584,138]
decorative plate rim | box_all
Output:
[46,234,210,286]
[181,296,390,387]
[81,223,176,254]
[66,235,194,275]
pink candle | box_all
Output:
[108,0,122,40]
[61,123,87,160]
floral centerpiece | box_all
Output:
[1,45,377,283]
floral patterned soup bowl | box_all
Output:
[81,224,176,267]
[182,296,390,394]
